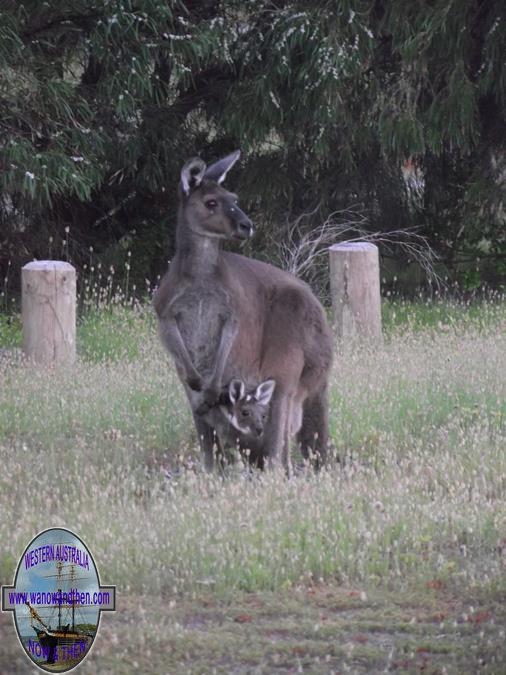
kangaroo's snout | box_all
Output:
[236,218,254,239]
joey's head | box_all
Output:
[223,378,276,438]
[179,151,253,241]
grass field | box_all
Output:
[0,298,505,674]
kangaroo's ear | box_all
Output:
[228,378,245,404]
[255,379,276,405]
[181,157,206,196]
[204,150,241,185]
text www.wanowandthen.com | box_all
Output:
[9,588,110,606]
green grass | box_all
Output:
[381,294,506,333]
[2,294,506,355]
[77,304,157,363]
[0,298,505,673]
[0,313,21,348]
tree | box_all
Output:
[1,0,504,301]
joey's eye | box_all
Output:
[241,410,250,418]
[205,199,217,209]
[262,414,267,420]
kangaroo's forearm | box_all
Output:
[159,318,202,387]
[209,315,238,390]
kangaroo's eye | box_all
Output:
[205,200,217,210]
[241,410,250,418]
[262,414,267,420]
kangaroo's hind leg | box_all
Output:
[297,382,329,469]
[260,348,304,475]
[192,413,221,472]
[261,389,289,472]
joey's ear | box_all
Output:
[180,157,206,196]
[204,150,241,184]
[228,378,245,404]
[255,379,276,405]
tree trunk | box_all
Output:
[329,242,382,341]
[22,261,76,365]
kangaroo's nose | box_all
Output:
[238,219,253,238]
[255,426,263,437]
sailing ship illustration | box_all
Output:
[23,559,96,666]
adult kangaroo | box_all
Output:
[153,151,333,473]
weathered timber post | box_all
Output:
[329,242,382,340]
[22,261,76,365]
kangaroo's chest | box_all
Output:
[171,285,232,371]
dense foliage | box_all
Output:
[1,0,505,298]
